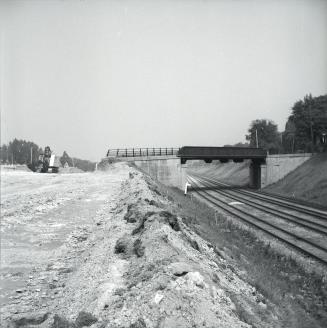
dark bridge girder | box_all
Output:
[177,146,267,189]
[177,146,267,164]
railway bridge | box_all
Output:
[104,146,267,189]
[178,146,267,189]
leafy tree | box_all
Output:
[0,139,42,164]
[287,94,327,152]
[60,151,74,167]
[60,151,96,171]
[223,142,250,147]
[282,118,296,153]
[232,142,250,148]
[0,144,9,163]
[246,119,281,154]
[72,158,96,171]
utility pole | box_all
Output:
[308,101,314,150]
[30,147,33,163]
[255,129,259,148]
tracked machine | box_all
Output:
[28,146,60,173]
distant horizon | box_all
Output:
[1,0,326,161]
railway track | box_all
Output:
[194,172,327,220]
[187,173,327,266]
[258,190,327,212]
[191,173,327,234]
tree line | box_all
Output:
[0,140,96,172]
[243,94,327,154]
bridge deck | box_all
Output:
[177,146,267,163]
[106,146,267,164]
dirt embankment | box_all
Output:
[264,153,327,207]
[3,165,277,328]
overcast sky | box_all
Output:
[1,0,327,161]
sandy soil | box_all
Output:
[1,165,127,325]
[1,164,276,328]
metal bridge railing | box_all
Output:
[106,147,180,158]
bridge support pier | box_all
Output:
[249,160,262,189]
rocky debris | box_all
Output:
[131,212,155,235]
[12,312,49,327]
[85,170,257,327]
[129,172,137,179]
[51,314,75,328]
[129,318,146,328]
[114,236,129,254]
[70,228,90,243]
[158,211,181,232]
[124,204,140,223]
[168,262,193,276]
[184,271,206,289]
[75,311,98,327]
[133,239,145,257]
[144,199,160,208]
[51,311,98,328]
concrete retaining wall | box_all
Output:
[134,158,187,190]
[261,153,312,188]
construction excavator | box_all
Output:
[28,146,60,173]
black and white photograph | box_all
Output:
[1,0,327,327]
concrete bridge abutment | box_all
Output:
[249,160,262,189]
[134,158,187,191]
[260,153,312,188]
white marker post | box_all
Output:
[184,182,191,195]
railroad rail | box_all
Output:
[193,172,327,220]
[106,148,180,158]
[257,190,327,212]
[187,173,327,266]
[191,173,327,234]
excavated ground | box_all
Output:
[1,164,325,328]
